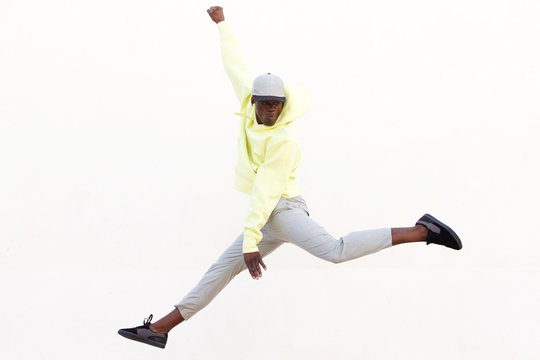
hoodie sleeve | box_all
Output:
[217,21,253,104]
[242,137,299,253]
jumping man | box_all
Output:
[118,6,462,349]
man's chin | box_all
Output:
[263,117,278,126]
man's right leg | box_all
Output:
[149,232,283,334]
[118,231,282,348]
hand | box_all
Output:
[244,252,267,280]
[207,6,225,24]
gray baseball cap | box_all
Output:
[251,73,286,102]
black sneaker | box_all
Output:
[416,214,462,250]
[118,314,167,349]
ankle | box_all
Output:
[149,324,167,334]
[415,225,428,241]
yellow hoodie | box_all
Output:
[217,21,310,253]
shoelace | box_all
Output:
[143,314,153,328]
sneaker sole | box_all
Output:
[424,213,462,250]
[118,329,166,349]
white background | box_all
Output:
[1,0,539,359]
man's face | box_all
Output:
[252,99,284,126]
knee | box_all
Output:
[326,239,346,264]
[328,256,345,264]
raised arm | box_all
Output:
[207,6,253,103]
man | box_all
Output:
[118,6,462,349]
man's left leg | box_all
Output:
[391,226,428,245]
[266,197,461,264]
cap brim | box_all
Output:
[251,95,286,103]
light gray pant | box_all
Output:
[175,196,392,320]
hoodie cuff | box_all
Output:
[242,233,260,253]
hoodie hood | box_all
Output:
[235,84,310,130]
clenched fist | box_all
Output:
[207,6,225,24]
